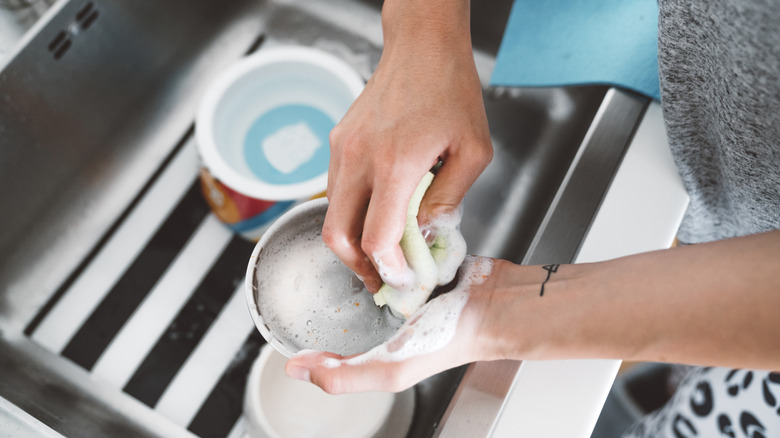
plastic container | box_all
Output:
[196,46,364,240]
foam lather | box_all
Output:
[373,172,467,319]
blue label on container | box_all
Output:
[243,104,333,185]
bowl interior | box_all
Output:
[247,199,403,357]
[247,345,403,438]
[212,55,356,185]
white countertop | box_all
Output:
[491,101,689,437]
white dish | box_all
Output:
[244,344,415,438]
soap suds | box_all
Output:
[255,220,399,356]
[372,247,416,290]
[319,256,493,367]
[424,207,467,285]
[372,206,468,319]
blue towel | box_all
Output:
[490,0,660,101]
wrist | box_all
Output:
[470,259,542,361]
[380,0,472,59]
[477,260,603,361]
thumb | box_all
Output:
[285,351,408,394]
[418,149,490,225]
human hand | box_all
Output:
[322,0,492,293]
[284,256,498,393]
[287,230,780,394]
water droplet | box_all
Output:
[306,320,312,326]
[293,274,304,290]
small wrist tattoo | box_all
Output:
[539,264,560,297]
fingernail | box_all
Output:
[286,365,311,383]
[374,250,405,274]
[421,226,435,245]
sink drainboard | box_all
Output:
[23,131,263,438]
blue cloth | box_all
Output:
[490,0,660,101]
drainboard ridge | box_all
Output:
[25,133,263,438]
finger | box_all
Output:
[285,351,405,393]
[285,283,488,394]
[327,123,344,194]
[418,143,492,224]
[286,349,456,394]
[323,176,383,293]
[285,331,475,394]
[362,171,420,283]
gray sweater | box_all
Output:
[623,2,780,437]
[658,0,780,244]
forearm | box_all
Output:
[484,230,780,369]
[381,0,471,55]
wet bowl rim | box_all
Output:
[244,197,330,358]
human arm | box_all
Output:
[286,230,780,393]
[322,0,492,293]
[503,229,780,369]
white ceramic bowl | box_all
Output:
[243,345,415,438]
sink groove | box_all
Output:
[0,0,637,436]
[24,137,263,437]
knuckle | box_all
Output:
[320,227,336,248]
[321,222,347,251]
[479,142,494,165]
[425,202,455,219]
[328,124,344,146]
[360,235,385,258]
[467,139,493,167]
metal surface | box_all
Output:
[524,89,650,266]
[246,198,403,358]
[0,0,648,436]
[0,0,269,332]
[0,334,195,438]
[1,1,269,437]
[0,393,63,438]
[0,0,53,62]
[436,88,649,437]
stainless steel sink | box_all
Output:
[0,1,648,437]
